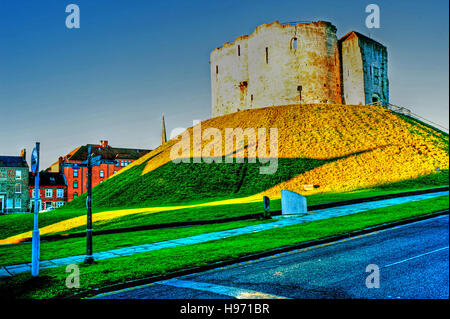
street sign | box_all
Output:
[60,162,82,169]
[31,148,38,174]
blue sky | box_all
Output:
[0,0,448,169]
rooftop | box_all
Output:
[0,156,28,168]
[339,30,386,48]
[62,141,151,162]
[29,172,67,187]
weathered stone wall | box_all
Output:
[211,35,249,116]
[340,33,366,105]
[211,21,342,117]
[359,38,389,104]
[340,32,389,105]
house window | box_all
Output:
[100,170,105,178]
[45,189,53,198]
[6,199,13,209]
[16,170,22,180]
[15,184,21,193]
[73,169,78,177]
[57,189,64,198]
[0,170,6,181]
[73,192,78,198]
[57,202,64,208]
[265,47,269,64]
[15,199,21,209]
[115,161,119,167]
[73,181,78,189]
[113,171,117,174]
[0,183,5,193]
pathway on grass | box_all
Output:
[0,191,448,278]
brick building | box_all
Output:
[29,172,67,212]
[0,150,29,214]
[48,140,150,202]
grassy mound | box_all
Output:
[65,104,449,209]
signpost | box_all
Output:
[263,196,271,219]
[31,143,40,277]
[60,144,117,264]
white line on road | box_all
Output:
[383,246,449,268]
[157,279,290,299]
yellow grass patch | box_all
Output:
[0,195,262,245]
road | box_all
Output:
[95,215,449,299]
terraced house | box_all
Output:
[29,172,67,211]
[0,151,29,214]
[47,140,150,202]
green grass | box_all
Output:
[65,157,333,209]
[1,195,447,299]
[1,178,447,240]
[57,109,448,212]
[0,219,273,267]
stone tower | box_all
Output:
[210,20,389,117]
[339,31,389,105]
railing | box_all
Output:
[367,101,449,134]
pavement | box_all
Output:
[0,190,448,278]
[94,215,449,299]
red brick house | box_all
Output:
[29,172,67,211]
[48,140,150,202]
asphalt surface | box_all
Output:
[95,215,449,299]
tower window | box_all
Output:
[237,45,240,56]
[265,47,269,64]
[216,65,218,74]
[291,37,298,50]
[251,94,254,102]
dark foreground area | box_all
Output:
[96,215,449,299]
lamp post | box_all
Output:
[60,144,116,264]
[31,142,40,277]
[84,145,94,263]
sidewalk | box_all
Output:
[1,190,448,277]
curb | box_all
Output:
[68,209,449,299]
[33,186,448,243]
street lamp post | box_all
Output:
[84,145,94,264]
[31,142,40,277]
[60,144,116,264]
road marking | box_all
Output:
[384,246,449,268]
[157,278,290,299]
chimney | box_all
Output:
[20,149,26,161]
[58,156,64,173]
[100,140,109,147]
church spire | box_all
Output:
[161,114,167,145]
